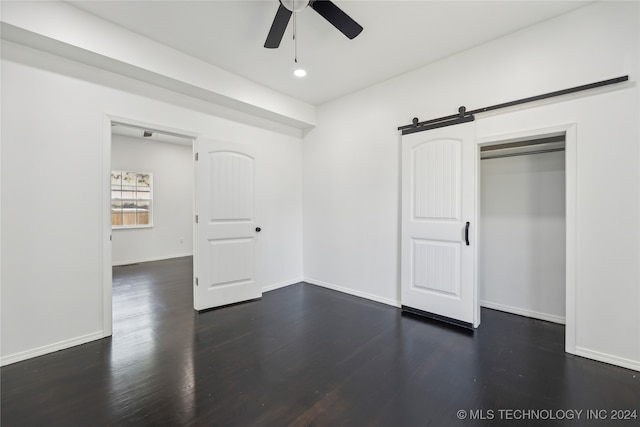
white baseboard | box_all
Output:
[303,277,401,308]
[112,253,193,266]
[262,278,303,293]
[480,300,565,324]
[575,346,640,372]
[0,331,106,367]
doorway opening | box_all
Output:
[478,133,568,335]
[103,117,197,337]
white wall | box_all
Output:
[111,134,193,265]
[0,0,316,129]
[303,1,639,370]
[480,150,566,324]
[0,41,304,365]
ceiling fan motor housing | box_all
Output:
[280,0,310,12]
[266,0,363,48]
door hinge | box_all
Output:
[195,277,199,286]
[195,215,199,223]
[195,152,199,161]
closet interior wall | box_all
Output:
[479,138,567,324]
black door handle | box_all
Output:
[255,227,261,233]
[465,222,470,246]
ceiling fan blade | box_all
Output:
[310,0,363,39]
[264,4,292,48]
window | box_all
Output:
[111,170,153,228]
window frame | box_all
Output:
[111,170,154,229]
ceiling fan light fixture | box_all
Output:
[265,1,362,49]
[281,0,310,12]
[294,68,307,77]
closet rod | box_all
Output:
[398,75,629,135]
[481,147,565,161]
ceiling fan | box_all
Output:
[264,0,363,49]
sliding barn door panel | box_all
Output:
[401,123,476,326]
[413,139,461,221]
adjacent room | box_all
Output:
[2,1,639,425]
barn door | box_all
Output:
[194,139,261,311]
[400,122,477,327]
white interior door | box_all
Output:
[401,122,477,327]
[194,139,261,311]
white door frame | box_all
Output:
[101,114,199,337]
[475,123,577,354]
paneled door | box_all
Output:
[194,139,261,311]
[401,122,477,327]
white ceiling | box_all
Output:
[68,0,592,106]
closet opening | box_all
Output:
[479,134,567,326]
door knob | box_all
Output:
[255,227,261,232]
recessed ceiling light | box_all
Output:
[294,69,307,77]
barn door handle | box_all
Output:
[465,222,470,246]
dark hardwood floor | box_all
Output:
[2,256,639,426]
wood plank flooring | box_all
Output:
[2,256,639,426]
